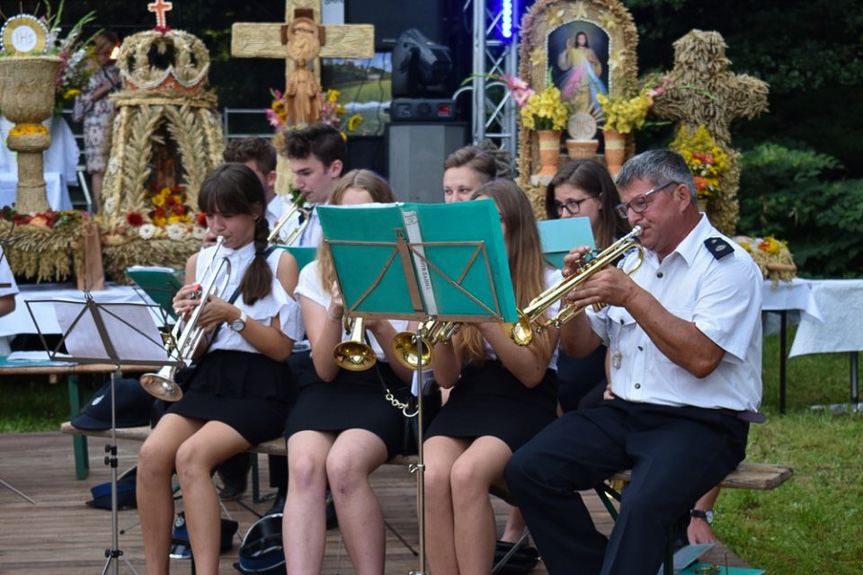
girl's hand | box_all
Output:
[194,295,236,331]
[328,281,345,321]
[173,283,201,321]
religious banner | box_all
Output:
[516,0,639,210]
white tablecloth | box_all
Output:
[0,115,78,211]
[0,283,162,338]
[789,279,863,357]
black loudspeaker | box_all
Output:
[346,0,447,50]
[386,123,467,204]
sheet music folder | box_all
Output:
[318,199,517,322]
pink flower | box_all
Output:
[502,75,535,107]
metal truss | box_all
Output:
[454,0,519,162]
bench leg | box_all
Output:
[251,454,261,503]
[68,374,89,480]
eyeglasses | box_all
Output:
[554,197,592,216]
[614,181,678,219]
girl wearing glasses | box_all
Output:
[544,159,630,411]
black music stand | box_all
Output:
[320,200,517,575]
[26,293,178,575]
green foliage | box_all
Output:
[738,143,863,277]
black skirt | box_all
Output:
[425,361,557,452]
[167,350,294,446]
[284,363,410,459]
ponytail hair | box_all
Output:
[198,163,273,305]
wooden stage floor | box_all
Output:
[0,432,747,574]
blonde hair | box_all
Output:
[456,180,555,366]
[318,170,396,290]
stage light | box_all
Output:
[391,28,453,99]
[501,0,514,39]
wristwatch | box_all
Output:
[690,509,714,524]
[230,310,247,332]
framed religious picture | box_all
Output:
[516,0,638,204]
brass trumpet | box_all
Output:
[268,194,311,245]
[391,318,462,370]
[140,237,232,401]
[333,317,377,371]
[510,226,644,346]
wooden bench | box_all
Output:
[597,463,793,575]
[60,422,420,501]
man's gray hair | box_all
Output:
[615,149,697,201]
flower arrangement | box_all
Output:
[669,125,729,200]
[595,76,672,135]
[519,82,569,132]
[140,184,194,228]
[9,124,49,137]
[734,234,796,284]
[265,88,363,138]
[0,206,84,229]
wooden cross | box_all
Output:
[651,30,769,146]
[147,0,174,30]
[231,0,374,88]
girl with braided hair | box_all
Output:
[137,163,303,575]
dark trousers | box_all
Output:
[504,398,748,575]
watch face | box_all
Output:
[705,510,714,523]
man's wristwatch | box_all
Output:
[230,310,247,332]
[690,509,714,524]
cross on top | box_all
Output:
[148,0,174,30]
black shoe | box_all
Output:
[265,490,287,517]
[217,453,251,501]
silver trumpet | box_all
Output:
[140,237,232,401]
[268,194,311,245]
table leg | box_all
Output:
[68,374,89,480]
[851,352,859,407]
[779,310,788,415]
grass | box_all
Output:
[1,329,861,572]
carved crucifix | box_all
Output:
[231,0,374,94]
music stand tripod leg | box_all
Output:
[99,368,140,575]
[0,477,37,503]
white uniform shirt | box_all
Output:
[266,195,303,246]
[587,215,763,411]
[197,242,304,352]
[294,259,408,361]
[298,205,323,248]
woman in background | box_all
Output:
[72,30,121,211]
[544,159,629,411]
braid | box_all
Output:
[239,216,274,305]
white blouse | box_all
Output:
[295,260,408,361]
[196,242,304,352]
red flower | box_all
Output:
[196,212,207,228]
[171,204,186,216]
[126,212,144,227]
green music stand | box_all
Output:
[319,199,518,574]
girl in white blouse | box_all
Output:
[282,169,417,574]
[136,163,302,575]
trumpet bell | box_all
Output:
[334,341,377,371]
[140,369,184,401]
[508,310,533,347]
[391,332,434,370]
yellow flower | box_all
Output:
[521,84,568,132]
[327,89,340,104]
[152,194,165,207]
[597,91,654,134]
[347,114,363,132]
[63,88,81,100]
[758,236,782,255]
[670,125,729,199]
[9,124,49,137]
[152,215,167,226]
[168,214,181,224]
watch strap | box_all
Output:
[690,509,713,523]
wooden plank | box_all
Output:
[611,461,794,491]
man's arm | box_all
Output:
[566,267,724,378]
[0,294,15,318]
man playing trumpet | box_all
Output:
[506,150,764,575]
